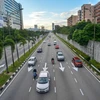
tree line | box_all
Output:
[54,21,100,46]
[0,27,48,72]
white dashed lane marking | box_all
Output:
[68,66,70,69]
[29,87,32,92]
[74,78,77,83]
[54,77,55,81]
[71,71,73,74]
[54,87,56,93]
[53,69,55,72]
[80,89,84,96]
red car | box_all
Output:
[55,45,59,49]
[72,57,83,67]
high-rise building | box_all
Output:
[52,23,55,31]
[81,4,94,22]
[67,15,78,26]
[94,2,100,23]
[0,0,23,29]
[78,10,82,22]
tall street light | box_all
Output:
[92,16,96,59]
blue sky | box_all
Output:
[16,0,99,29]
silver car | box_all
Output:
[28,56,37,66]
[56,51,65,61]
[36,71,50,93]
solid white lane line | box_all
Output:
[80,89,84,96]
[53,69,55,72]
[33,79,34,81]
[29,87,32,92]
[53,65,54,66]
[54,77,55,81]
[38,65,39,67]
[68,66,70,69]
[54,87,56,93]
[0,62,26,97]
[74,78,77,83]
[71,71,73,74]
[84,66,100,83]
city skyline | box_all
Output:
[16,0,99,30]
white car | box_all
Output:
[36,71,50,93]
[43,40,46,43]
[28,56,37,67]
[56,51,65,61]
[54,41,57,45]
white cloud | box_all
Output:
[24,7,80,29]
[29,11,46,19]
[50,12,59,17]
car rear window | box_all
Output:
[75,59,81,62]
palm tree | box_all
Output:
[0,41,3,59]
[19,37,26,56]
[14,30,20,61]
[4,35,15,67]
[27,36,31,52]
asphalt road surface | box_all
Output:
[0,33,100,100]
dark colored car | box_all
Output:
[72,57,83,67]
[55,45,59,49]
[37,48,42,53]
[48,43,51,46]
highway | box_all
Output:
[0,33,100,100]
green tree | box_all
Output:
[4,36,15,67]
[20,37,26,56]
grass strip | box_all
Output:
[0,37,46,87]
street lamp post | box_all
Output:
[92,17,96,59]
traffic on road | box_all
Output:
[0,33,100,100]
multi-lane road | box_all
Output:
[0,33,100,100]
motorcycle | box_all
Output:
[33,72,37,79]
[33,69,37,79]
[51,58,54,64]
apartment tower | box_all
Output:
[0,0,23,29]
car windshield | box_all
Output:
[29,59,34,61]
[38,77,48,84]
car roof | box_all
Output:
[57,51,62,54]
[39,71,49,77]
[73,57,80,60]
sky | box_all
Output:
[16,0,99,30]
